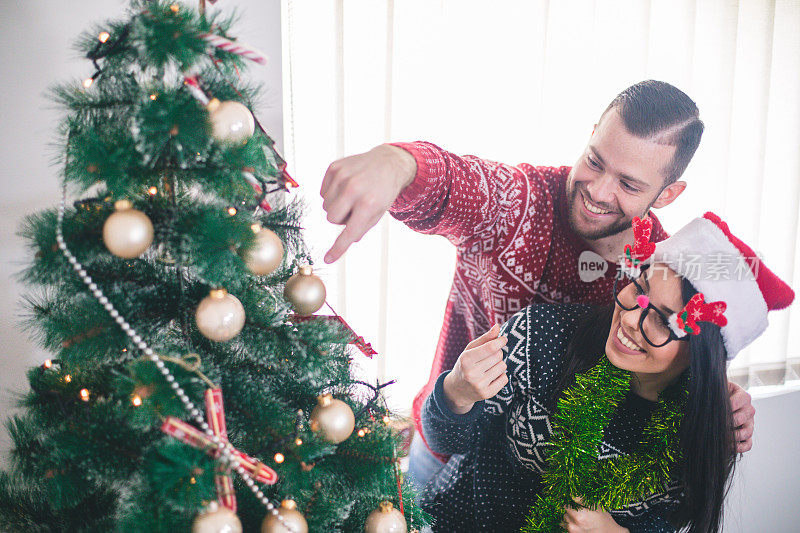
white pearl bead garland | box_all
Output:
[55,185,298,531]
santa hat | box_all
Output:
[622,212,794,359]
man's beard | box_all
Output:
[566,181,650,241]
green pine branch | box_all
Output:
[0,1,428,530]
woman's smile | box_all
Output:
[614,324,645,354]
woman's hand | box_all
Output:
[561,498,629,533]
[442,324,508,414]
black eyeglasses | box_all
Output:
[612,267,689,349]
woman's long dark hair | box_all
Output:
[550,279,737,533]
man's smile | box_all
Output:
[579,189,616,217]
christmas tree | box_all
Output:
[0,1,428,531]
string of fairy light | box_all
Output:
[59,9,302,530]
[55,184,299,530]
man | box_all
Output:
[319,80,756,489]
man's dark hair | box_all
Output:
[602,80,704,184]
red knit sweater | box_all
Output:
[388,141,669,460]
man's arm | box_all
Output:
[320,141,543,263]
[729,380,755,453]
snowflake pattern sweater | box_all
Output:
[420,303,683,532]
[387,141,669,460]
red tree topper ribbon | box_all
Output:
[161,388,278,511]
[624,216,656,267]
[673,293,728,336]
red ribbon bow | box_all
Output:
[161,388,278,511]
[624,216,656,267]
[674,293,728,336]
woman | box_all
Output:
[419,213,794,532]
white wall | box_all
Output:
[724,389,800,532]
[0,0,283,461]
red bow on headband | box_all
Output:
[623,216,656,267]
[674,293,728,336]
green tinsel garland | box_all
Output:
[522,355,687,532]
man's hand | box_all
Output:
[729,380,755,453]
[561,497,629,533]
[442,324,508,414]
[320,144,417,264]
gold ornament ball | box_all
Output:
[192,502,242,533]
[244,225,284,276]
[102,199,154,258]
[195,288,246,342]
[261,499,308,533]
[284,265,326,316]
[364,501,407,533]
[309,393,354,444]
[207,98,255,144]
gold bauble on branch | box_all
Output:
[243,224,284,276]
[207,98,255,144]
[261,499,308,533]
[102,199,154,258]
[364,501,407,533]
[192,502,243,533]
[309,393,354,444]
[284,265,326,316]
[195,288,246,342]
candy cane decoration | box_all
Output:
[141,6,267,66]
[198,32,268,65]
[183,75,210,105]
